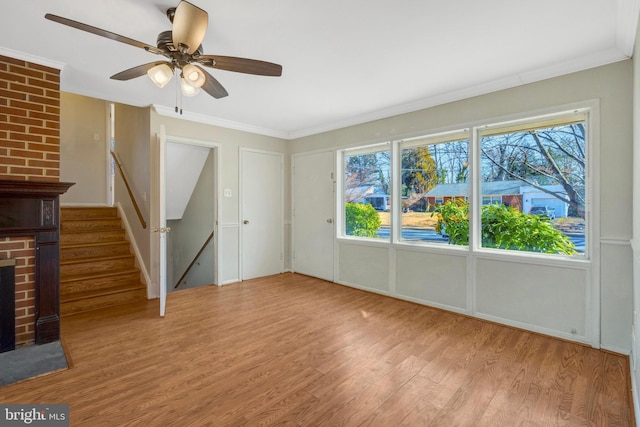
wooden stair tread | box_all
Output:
[61,267,140,283]
[60,229,123,235]
[61,283,146,303]
[61,241,130,250]
[61,207,118,217]
[60,253,134,266]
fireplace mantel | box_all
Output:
[0,180,74,344]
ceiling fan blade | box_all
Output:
[44,14,164,55]
[200,67,228,99]
[198,55,282,77]
[172,1,208,55]
[111,61,171,80]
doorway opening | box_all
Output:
[165,140,218,292]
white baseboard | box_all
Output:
[115,203,151,293]
[600,344,631,356]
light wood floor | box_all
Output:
[0,273,633,426]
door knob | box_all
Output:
[326,218,333,224]
[243,220,250,224]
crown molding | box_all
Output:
[152,105,288,139]
[617,0,640,57]
[0,47,66,70]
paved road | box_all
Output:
[375,227,586,253]
[375,227,447,242]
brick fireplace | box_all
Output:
[0,54,72,347]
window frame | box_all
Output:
[338,142,392,242]
[337,102,597,262]
[471,108,592,259]
[396,130,471,247]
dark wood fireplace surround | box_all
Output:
[0,180,73,346]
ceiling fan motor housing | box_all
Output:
[157,30,203,58]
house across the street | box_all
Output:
[346,184,391,211]
[424,180,569,217]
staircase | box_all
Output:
[60,207,147,316]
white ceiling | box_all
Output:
[2,1,637,139]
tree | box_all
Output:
[345,151,390,195]
[345,203,382,237]
[402,146,438,194]
[480,123,585,217]
[434,200,576,255]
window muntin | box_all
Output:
[479,114,586,255]
[343,146,390,239]
[399,135,469,245]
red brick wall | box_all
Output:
[0,54,60,182]
[0,55,60,346]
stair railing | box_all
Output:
[111,151,147,229]
[174,230,215,289]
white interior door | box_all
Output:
[158,127,168,316]
[293,151,335,281]
[241,149,283,280]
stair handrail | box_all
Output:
[110,151,147,229]
[174,230,215,289]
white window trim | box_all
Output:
[471,106,595,261]
[337,142,391,243]
[338,101,599,263]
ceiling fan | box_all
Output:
[44,1,282,102]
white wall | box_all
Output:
[292,61,633,352]
[113,103,152,283]
[60,92,109,205]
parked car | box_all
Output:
[529,206,555,220]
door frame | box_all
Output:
[165,135,222,287]
[239,147,285,280]
[151,133,222,313]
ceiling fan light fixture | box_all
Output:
[182,63,206,88]
[147,63,173,88]
[181,77,201,97]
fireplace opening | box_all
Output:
[0,259,16,353]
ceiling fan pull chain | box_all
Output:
[175,68,179,114]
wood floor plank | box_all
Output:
[0,273,633,426]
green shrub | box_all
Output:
[434,200,576,255]
[346,203,382,237]
[434,198,469,243]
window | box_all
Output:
[399,133,469,245]
[339,107,590,257]
[482,196,502,205]
[343,145,390,239]
[479,113,587,255]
